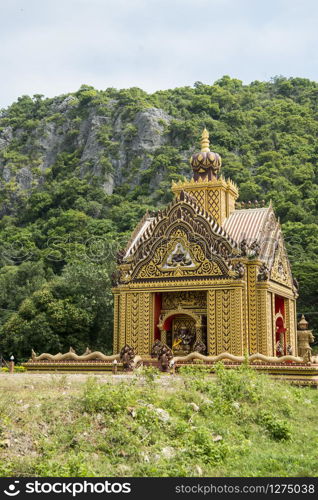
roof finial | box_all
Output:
[201,128,210,152]
[190,128,221,181]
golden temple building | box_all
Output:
[112,129,299,357]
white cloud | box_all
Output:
[0,0,317,107]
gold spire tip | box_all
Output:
[200,128,210,152]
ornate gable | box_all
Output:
[270,238,293,288]
[117,191,240,284]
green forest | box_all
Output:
[0,76,317,360]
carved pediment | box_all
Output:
[118,197,240,284]
[270,241,293,288]
[135,229,224,280]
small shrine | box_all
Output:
[112,129,299,358]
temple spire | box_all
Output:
[200,128,210,152]
[190,128,222,182]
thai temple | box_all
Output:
[24,130,317,381]
[112,129,299,358]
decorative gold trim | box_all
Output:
[232,288,243,355]
[158,308,201,331]
[173,351,304,364]
[267,291,274,355]
[113,295,120,354]
[131,293,139,351]
[216,290,222,354]
[207,290,216,355]
[270,241,293,288]
[29,350,120,362]
[119,293,126,351]
[247,263,257,353]
[257,289,268,354]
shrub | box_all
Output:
[81,378,134,414]
[139,366,160,384]
[214,362,261,404]
[257,410,292,441]
[14,366,26,372]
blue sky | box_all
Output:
[1,0,317,108]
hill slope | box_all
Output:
[1,367,318,477]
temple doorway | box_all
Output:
[157,310,206,354]
[154,291,207,354]
[275,315,287,356]
[170,314,196,354]
[275,295,287,356]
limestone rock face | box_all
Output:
[132,108,170,152]
[2,167,12,182]
[0,126,13,149]
[16,167,33,190]
[0,98,172,202]
[112,107,171,186]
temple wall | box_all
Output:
[114,291,153,355]
[247,262,275,356]
[207,287,244,355]
[256,288,272,355]
[285,298,297,355]
[113,281,297,357]
[113,293,120,354]
[246,262,258,354]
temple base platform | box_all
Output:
[21,349,318,386]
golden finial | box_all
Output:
[190,127,221,181]
[200,128,210,152]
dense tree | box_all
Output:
[0,261,113,359]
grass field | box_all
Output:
[1,365,318,477]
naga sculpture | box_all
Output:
[258,263,269,281]
[157,344,173,372]
[151,340,163,359]
[233,262,245,279]
[249,240,261,258]
[119,344,135,371]
[116,249,125,265]
[240,238,248,256]
[193,340,206,354]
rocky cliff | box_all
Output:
[0,91,175,202]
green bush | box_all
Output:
[14,366,26,373]
[257,410,292,441]
[0,366,26,373]
[139,366,160,383]
[81,378,135,414]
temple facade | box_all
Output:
[112,130,299,357]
